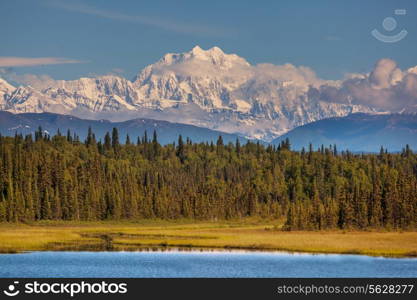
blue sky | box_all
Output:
[1,0,416,81]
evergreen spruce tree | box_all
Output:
[176,135,185,163]
[104,132,112,151]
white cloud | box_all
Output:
[10,74,58,90]
[0,70,58,90]
[251,63,331,88]
[369,58,403,89]
[3,47,416,114]
[0,57,83,67]
[311,58,417,112]
[150,48,329,90]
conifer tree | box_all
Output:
[104,132,112,151]
[112,128,120,150]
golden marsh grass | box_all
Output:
[0,220,416,257]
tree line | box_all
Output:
[0,127,416,230]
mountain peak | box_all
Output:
[191,45,204,54]
[190,45,224,56]
[155,46,249,68]
[188,45,232,62]
[1,49,376,142]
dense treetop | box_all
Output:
[0,127,416,230]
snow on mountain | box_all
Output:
[0,78,16,107]
[133,46,252,110]
[407,66,417,75]
[41,76,141,112]
[0,46,377,141]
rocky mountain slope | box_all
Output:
[0,46,378,140]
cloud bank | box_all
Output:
[2,49,416,113]
[309,58,417,112]
[0,57,83,67]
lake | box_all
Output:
[0,250,416,278]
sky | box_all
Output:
[1,0,417,82]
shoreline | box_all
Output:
[1,221,417,258]
[3,246,417,259]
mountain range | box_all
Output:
[0,111,247,145]
[0,46,377,141]
[1,110,417,152]
[273,113,417,152]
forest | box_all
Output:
[0,127,416,230]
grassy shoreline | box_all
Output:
[0,220,417,257]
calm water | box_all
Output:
[0,251,416,278]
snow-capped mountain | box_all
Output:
[0,78,16,107]
[133,46,252,109]
[0,46,377,141]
